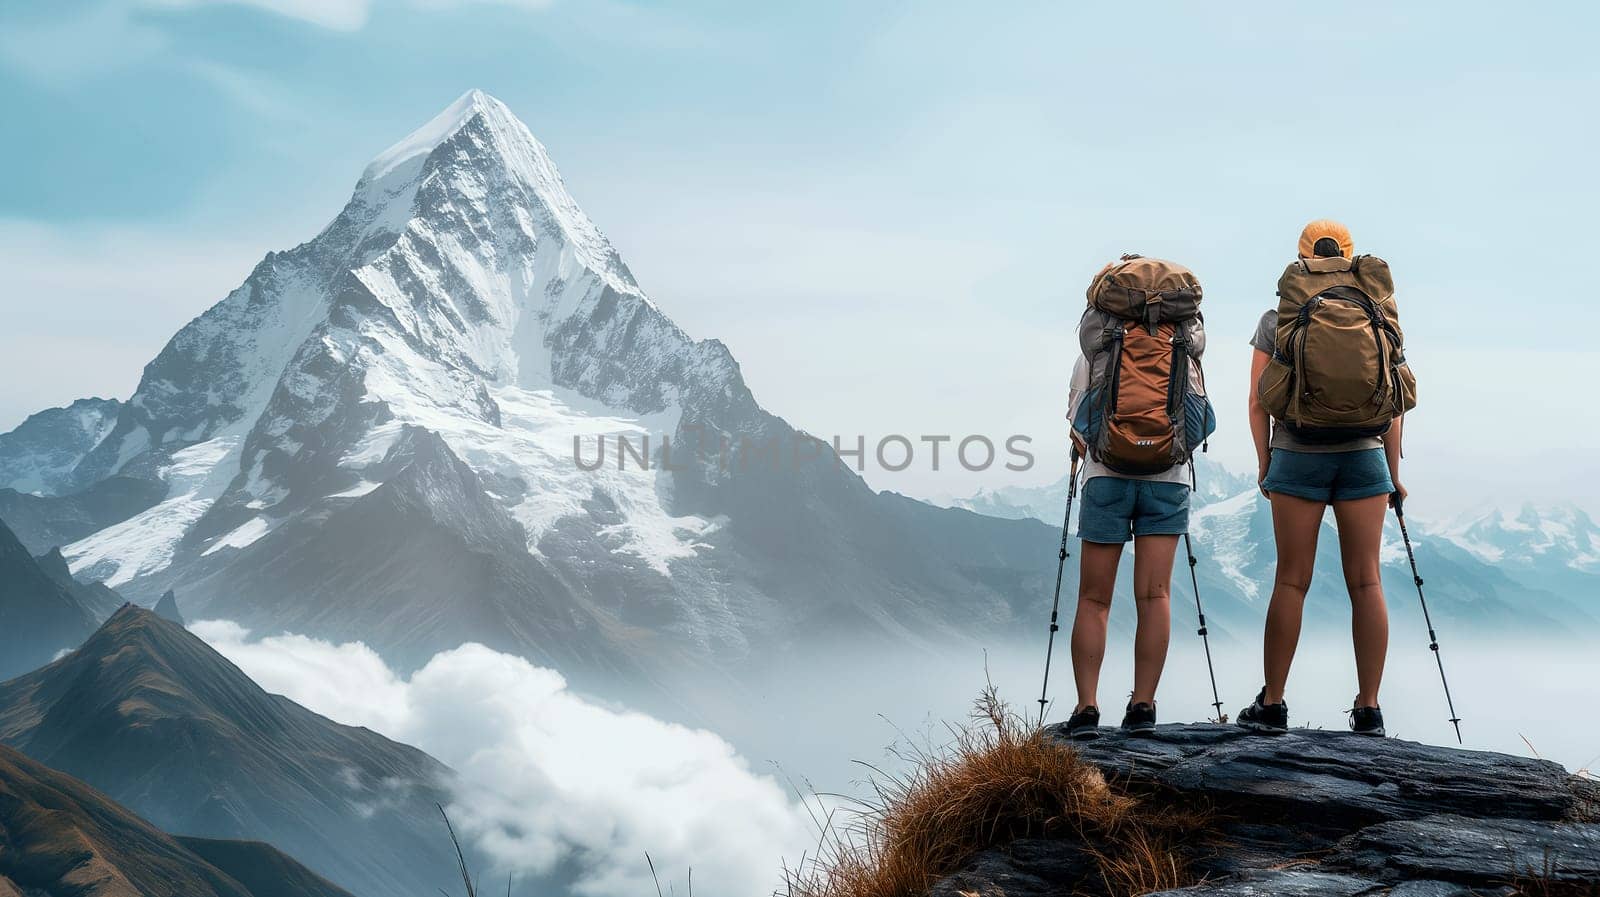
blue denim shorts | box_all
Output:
[1077,477,1191,544]
[1262,448,1394,503]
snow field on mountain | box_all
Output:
[65,435,242,586]
[1188,490,1262,601]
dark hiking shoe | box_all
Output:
[1065,706,1101,740]
[1121,701,1157,734]
[1237,688,1289,734]
[1349,704,1386,737]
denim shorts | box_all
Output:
[1077,477,1191,544]
[1262,448,1394,503]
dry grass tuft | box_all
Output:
[1507,867,1600,896]
[781,687,1210,897]
[1503,841,1600,897]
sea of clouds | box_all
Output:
[191,621,815,897]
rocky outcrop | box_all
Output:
[153,588,184,626]
[932,725,1599,896]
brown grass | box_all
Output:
[780,688,1211,897]
[1503,840,1600,897]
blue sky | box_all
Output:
[2,1,1597,515]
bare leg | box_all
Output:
[1264,493,1325,705]
[1070,540,1124,712]
[1130,533,1179,705]
[1332,494,1390,707]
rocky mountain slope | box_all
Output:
[0,398,120,497]
[0,518,102,680]
[935,725,1600,896]
[0,742,353,897]
[0,607,455,897]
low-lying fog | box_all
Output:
[729,631,1600,791]
[197,612,1597,897]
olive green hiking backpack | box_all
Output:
[1256,255,1417,441]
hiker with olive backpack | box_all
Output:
[1237,220,1417,737]
[1056,255,1217,739]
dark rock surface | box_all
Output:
[1068,724,1584,828]
[153,588,184,626]
[1147,869,1395,896]
[1327,815,1600,887]
[1146,870,1513,895]
[927,839,1100,897]
[929,724,1598,897]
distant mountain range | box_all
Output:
[0,606,456,897]
[939,469,1600,638]
[0,741,354,897]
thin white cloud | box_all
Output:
[147,0,374,30]
[190,621,814,897]
[149,0,556,31]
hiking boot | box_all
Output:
[1237,687,1289,734]
[1120,701,1157,734]
[1349,704,1385,737]
[1065,705,1101,740]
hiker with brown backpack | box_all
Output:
[1056,255,1217,739]
[1237,220,1417,737]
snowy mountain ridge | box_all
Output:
[945,463,1600,577]
[1442,502,1600,573]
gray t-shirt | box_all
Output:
[1250,310,1383,453]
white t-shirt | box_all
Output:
[1067,354,1194,486]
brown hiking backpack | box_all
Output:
[1086,254,1202,327]
[1256,254,1418,441]
[1074,256,1215,475]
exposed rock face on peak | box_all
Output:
[154,588,184,625]
[0,607,456,897]
[930,725,1600,897]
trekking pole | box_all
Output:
[1037,448,1082,728]
[1392,494,1463,744]
[1182,533,1226,723]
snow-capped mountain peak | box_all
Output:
[21,92,734,596]
[363,89,501,181]
[356,88,636,299]
[0,87,1051,677]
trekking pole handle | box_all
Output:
[1390,492,1405,517]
